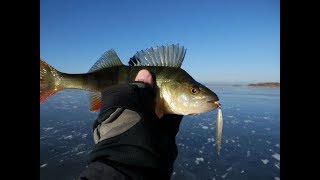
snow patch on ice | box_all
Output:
[82,134,88,138]
[43,127,54,131]
[247,151,251,157]
[76,151,86,155]
[244,120,253,123]
[64,135,73,140]
[221,173,228,179]
[261,159,269,164]
[272,153,280,161]
[202,126,209,129]
[195,157,204,165]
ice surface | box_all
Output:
[41,85,280,180]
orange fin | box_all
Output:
[89,92,101,112]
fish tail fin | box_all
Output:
[40,59,64,103]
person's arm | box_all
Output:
[79,82,183,180]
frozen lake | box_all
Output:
[40,84,280,180]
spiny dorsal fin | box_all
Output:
[88,49,123,73]
[88,49,122,111]
[128,44,186,67]
[89,92,101,112]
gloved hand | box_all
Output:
[79,70,183,180]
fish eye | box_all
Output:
[190,86,200,95]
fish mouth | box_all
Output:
[207,100,221,107]
[188,113,198,116]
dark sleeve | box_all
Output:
[78,161,128,180]
[79,84,183,180]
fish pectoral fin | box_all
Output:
[155,99,164,119]
[89,92,101,112]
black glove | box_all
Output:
[79,83,183,180]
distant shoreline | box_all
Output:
[248,82,280,87]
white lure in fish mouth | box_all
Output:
[216,106,223,155]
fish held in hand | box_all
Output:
[40,44,220,118]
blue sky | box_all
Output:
[40,0,279,84]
